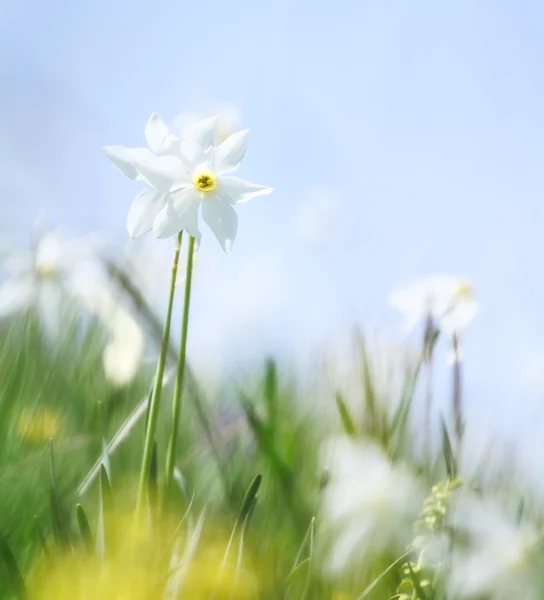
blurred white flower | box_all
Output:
[389,275,478,337]
[448,493,539,600]
[102,308,144,387]
[80,279,144,387]
[0,229,102,336]
[174,104,241,145]
[133,125,273,251]
[104,113,218,239]
[320,436,422,573]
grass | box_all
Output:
[0,250,540,599]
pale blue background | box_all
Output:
[2,0,544,465]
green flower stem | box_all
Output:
[162,234,196,510]
[135,232,182,523]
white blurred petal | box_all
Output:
[153,190,201,240]
[389,275,477,337]
[145,112,176,155]
[177,138,208,167]
[217,177,273,204]
[448,493,539,599]
[103,311,143,387]
[37,281,61,338]
[170,189,201,240]
[134,155,188,192]
[103,146,153,180]
[202,196,238,253]
[127,188,167,238]
[211,129,249,175]
[185,116,219,150]
[321,436,422,573]
[440,298,479,334]
[0,278,33,317]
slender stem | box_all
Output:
[423,315,435,461]
[135,232,182,523]
[162,235,196,509]
[451,333,463,453]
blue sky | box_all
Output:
[2,0,544,449]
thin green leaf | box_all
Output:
[100,464,114,512]
[264,358,278,433]
[76,504,93,553]
[97,464,114,560]
[516,495,525,526]
[390,358,422,446]
[354,550,413,599]
[335,392,356,436]
[149,440,159,515]
[406,562,428,600]
[238,474,262,525]
[34,515,50,559]
[49,439,69,546]
[98,400,112,480]
[240,398,291,485]
[77,384,155,497]
[441,419,457,479]
[0,532,26,599]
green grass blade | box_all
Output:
[97,464,114,560]
[441,418,457,479]
[76,504,93,553]
[354,550,413,599]
[238,474,262,525]
[98,400,112,480]
[49,439,69,546]
[34,515,50,559]
[335,392,356,436]
[264,358,278,433]
[516,495,525,525]
[406,562,429,600]
[100,464,114,513]
[0,532,26,599]
[149,440,159,517]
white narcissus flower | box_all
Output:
[104,113,219,239]
[0,229,103,337]
[105,113,273,251]
[80,282,144,387]
[447,493,540,600]
[134,125,273,251]
[174,105,240,145]
[388,275,478,336]
[320,436,422,573]
[102,309,144,387]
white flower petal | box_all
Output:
[202,196,238,252]
[217,177,273,204]
[127,188,167,238]
[211,129,249,175]
[170,189,202,240]
[145,112,176,155]
[153,203,187,239]
[103,310,143,387]
[134,155,188,192]
[440,299,479,334]
[103,146,154,180]
[38,282,61,339]
[177,139,208,168]
[0,278,33,317]
[185,116,219,151]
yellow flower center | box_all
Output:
[455,281,472,299]
[192,168,218,192]
[18,408,61,443]
[35,263,58,279]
